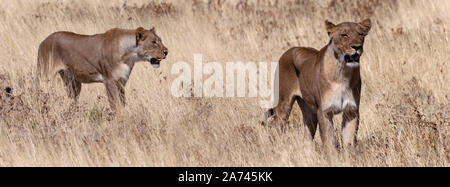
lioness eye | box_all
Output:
[341,34,349,38]
[153,41,158,44]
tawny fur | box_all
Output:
[262,19,371,150]
[37,27,168,111]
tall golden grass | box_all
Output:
[0,0,448,166]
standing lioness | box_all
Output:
[262,19,371,150]
[37,27,168,111]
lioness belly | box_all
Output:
[73,73,104,83]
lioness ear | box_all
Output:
[325,20,336,36]
[135,27,147,45]
[150,27,155,33]
[359,18,372,35]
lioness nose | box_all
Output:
[351,45,362,51]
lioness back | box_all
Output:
[37,31,106,82]
[280,47,319,71]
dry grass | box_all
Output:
[0,0,448,166]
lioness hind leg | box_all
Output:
[261,95,295,129]
[261,108,274,126]
[270,78,299,129]
[260,109,273,125]
[59,70,82,101]
[271,94,296,129]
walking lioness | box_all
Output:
[262,19,371,150]
[37,27,168,111]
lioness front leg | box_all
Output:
[318,108,336,151]
[342,109,359,148]
[104,80,124,112]
[297,97,318,140]
[118,79,127,106]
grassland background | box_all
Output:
[0,0,448,166]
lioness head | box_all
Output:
[325,19,371,67]
[135,27,168,68]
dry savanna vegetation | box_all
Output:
[0,0,448,166]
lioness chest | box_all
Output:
[111,63,131,81]
[321,82,357,114]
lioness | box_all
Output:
[262,19,371,150]
[37,27,168,111]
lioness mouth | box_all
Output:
[344,54,360,63]
[150,58,161,68]
[344,54,360,67]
